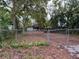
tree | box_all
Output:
[10,0,48,30]
[65,0,79,28]
[50,0,79,29]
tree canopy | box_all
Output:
[0,0,79,30]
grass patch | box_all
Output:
[11,41,49,49]
[0,39,49,49]
[32,41,49,46]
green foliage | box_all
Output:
[50,0,79,29]
[32,41,49,46]
[0,6,12,41]
[10,41,49,49]
[0,38,49,48]
[0,7,11,26]
[23,18,32,28]
[31,6,47,28]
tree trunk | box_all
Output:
[11,0,16,30]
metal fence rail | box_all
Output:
[0,28,79,45]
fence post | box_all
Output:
[47,29,51,44]
[67,29,69,45]
[15,29,18,40]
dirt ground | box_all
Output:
[0,31,79,59]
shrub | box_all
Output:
[0,29,14,41]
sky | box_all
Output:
[4,0,13,8]
[47,0,53,20]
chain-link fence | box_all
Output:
[0,29,79,45]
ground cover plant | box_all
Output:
[0,38,49,49]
